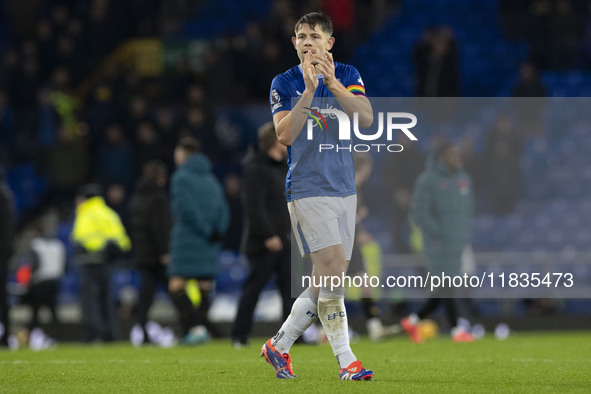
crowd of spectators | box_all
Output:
[500,0,591,70]
[0,1,557,276]
[0,0,565,242]
[0,0,396,225]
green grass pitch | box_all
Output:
[1,331,590,393]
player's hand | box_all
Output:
[265,235,283,252]
[303,52,318,92]
[314,52,337,88]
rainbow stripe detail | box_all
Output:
[347,84,366,96]
[303,107,328,130]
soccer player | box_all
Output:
[260,12,374,381]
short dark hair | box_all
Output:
[258,122,277,152]
[177,136,202,155]
[295,12,333,36]
[77,183,103,199]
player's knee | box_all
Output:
[312,245,347,274]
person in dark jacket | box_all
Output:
[168,137,229,344]
[231,122,292,347]
[413,26,460,97]
[0,166,16,347]
[401,142,475,343]
[128,160,171,343]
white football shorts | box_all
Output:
[287,194,357,261]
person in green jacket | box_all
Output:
[401,142,475,343]
[168,137,229,345]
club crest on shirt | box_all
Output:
[271,89,282,111]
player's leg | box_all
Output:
[311,243,353,363]
[138,268,157,342]
[262,196,372,380]
[261,202,322,379]
[274,247,295,322]
[28,284,41,332]
[349,240,383,341]
[0,257,8,346]
[168,277,197,335]
[103,264,119,342]
[168,276,190,333]
[274,199,322,350]
[79,265,100,342]
[45,279,60,324]
[311,195,373,380]
[261,283,316,379]
[272,268,319,350]
[232,252,277,346]
[195,279,213,332]
[444,296,475,342]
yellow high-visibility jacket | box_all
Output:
[72,196,131,254]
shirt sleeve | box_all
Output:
[343,65,367,97]
[270,75,292,115]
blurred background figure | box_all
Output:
[168,137,229,345]
[128,160,171,344]
[105,183,129,229]
[511,62,547,137]
[484,115,523,216]
[0,166,16,347]
[402,142,475,343]
[72,184,131,342]
[458,134,483,212]
[350,152,388,341]
[222,172,243,253]
[22,217,66,334]
[231,122,291,348]
[94,124,134,190]
[512,62,547,98]
[413,26,460,97]
[383,135,425,254]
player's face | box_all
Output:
[174,147,187,167]
[292,23,334,65]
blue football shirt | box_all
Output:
[269,62,367,202]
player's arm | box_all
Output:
[274,53,318,146]
[314,52,373,128]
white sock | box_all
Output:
[271,287,318,354]
[317,287,357,368]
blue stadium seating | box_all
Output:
[178,0,270,39]
[351,0,527,97]
[6,164,47,218]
